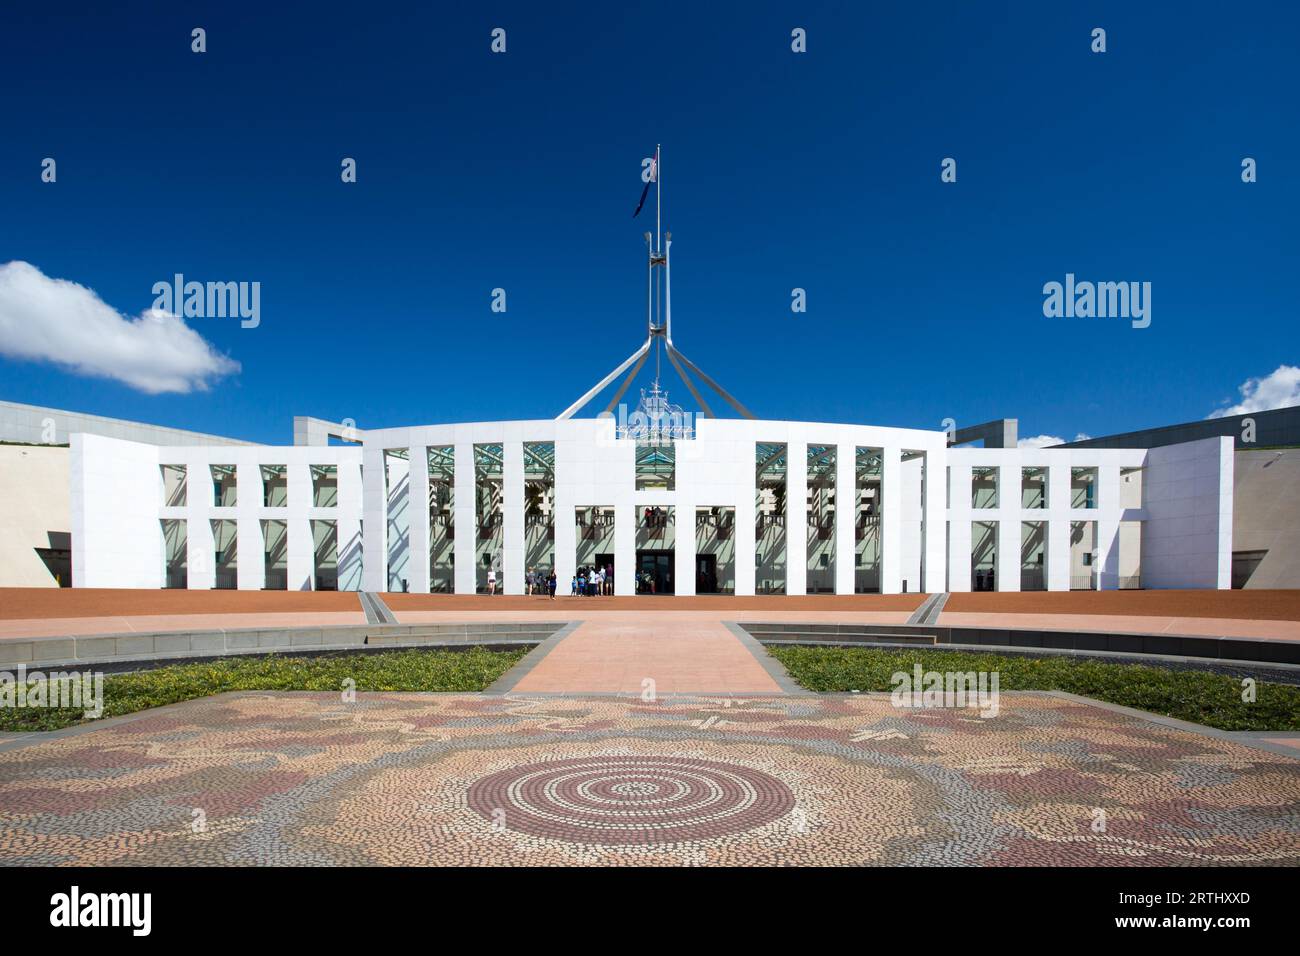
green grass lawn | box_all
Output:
[0,647,529,733]
[766,645,1300,732]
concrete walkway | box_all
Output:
[938,611,1300,641]
[0,611,366,640]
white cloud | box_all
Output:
[0,260,239,394]
[1208,365,1300,418]
[1018,432,1091,448]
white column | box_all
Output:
[503,441,524,594]
[786,440,808,595]
[613,503,635,595]
[237,517,264,590]
[388,454,414,592]
[288,517,313,591]
[834,443,855,594]
[880,447,902,593]
[1046,462,1071,590]
[675,495,697,596]
[734,477,756,596]
[360,445,387,591]
[236,463,263,590]
[921,449,947,593]
[1214,439,1234,589]
[1096,517,1120,590]
[408,445,430,592]
[187,510,216,589]
[946,461,970,591]
[947,521,970,591]
[287,463,313,590]
[994,467,1018,592]
[996,515,1019,592]
[453,442,475,594]
[1093,464,1121,589]
[336,458,363,591]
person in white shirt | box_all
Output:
[487,566,497,596]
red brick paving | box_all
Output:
[508,613,785,693]
[0,587,362,620]
[6,588,1294,621]
[944,589,1300,621]
[384,593,929,612]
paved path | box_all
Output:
[503,613,786,694]
[2,691,1296,866]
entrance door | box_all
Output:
[594,553,614,593]
[635,550,675,594]
[696,554,718,594]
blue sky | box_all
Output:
[1,1,1296,444]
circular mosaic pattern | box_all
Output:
[467,755,796,845]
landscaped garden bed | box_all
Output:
[766,645,1300,732]
[0,647,529,732]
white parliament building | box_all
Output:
[64,407,1233,597]
[7,154,1236,597]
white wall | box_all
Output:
[1143,436,1233,589]
[72,434,164,588]
[946,446,1148,591]
[74,435,364,590]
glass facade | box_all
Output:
[807,445,836,593]
[755,442,787,594]
[427,445,455,592]
[855,447,883,593]
[524,441,555,583]
[474,444,503,592]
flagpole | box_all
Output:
[653,144,663,380]
[655,143,661,254]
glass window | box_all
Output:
[1021,467,1046,509]
[211,465,236,507]
[311,465,338,507]
[1071,467,1098,509]
[971,467,998,509]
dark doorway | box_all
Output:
[1232,550,1267,589]
[594,552,615,594]
[696,554,718,594]
[636,549,675,594]
[36,531,72,587]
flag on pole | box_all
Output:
[633,151,657,218]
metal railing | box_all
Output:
[1019,569,1046,591]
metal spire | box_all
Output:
[557,146,755,421]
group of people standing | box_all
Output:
[573,564,613,596]
[636,569,669,594]
[485,564,617,599]
[523,567,558,600]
